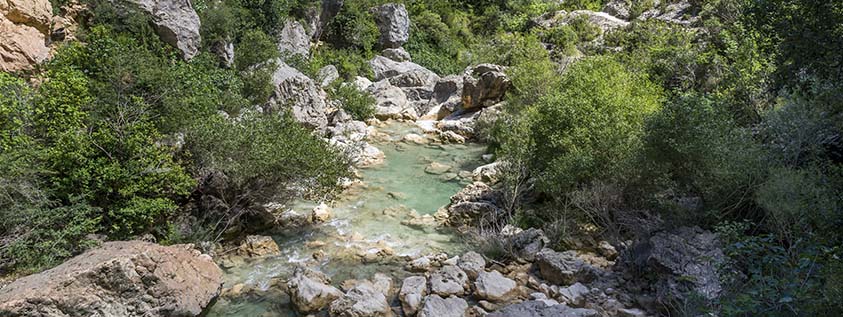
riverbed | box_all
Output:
[207,123,486,316]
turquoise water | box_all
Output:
[207,123,486,317]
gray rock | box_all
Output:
[429,265,468,297]
[287,267,344,313]
[318,65,340,87]
[329,282,392,317]
[418,295,468,317]
[369,55,432,81]
[268,62,329,132]
[278,19,310,57]
[618,308,646,317]
[121,0,201,60]
[533,10,629,34]
[371,3,409,49]
[446,182,504,227]
[487,301,598,317]
[631,226,724,302]
[602,0,631,20]
[210,40,234,68]
[557,283,589,306]
[0,241,222,317]
[475,270,518,302]
[472,161,504,184]
[535,249,597,285]
[399,276,427,316]
[462,64,510,110]
[388,70,440,88]
[367,79,416,120]
[457,251,486,280]
[426,75,463,119]
[382,47,411,62]
[509,228,549,262]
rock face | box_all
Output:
[371,3,409,49]
[446,182,504,227]
[0,241,223,317]
[535,249,597,285]
[631,226,724,301]
[462,64,510,111]
[0,0,52,72]
[269,62,329,132]
[488,300,598,317]
[399,276,428,316]
[286,267,344,313]
[278,19,310,57]
[475,270,518,302]
[329,282,392,317]
[370,55,433,81]
[122,0,202,60]
[426,75,463,119]
[418,295,468,317]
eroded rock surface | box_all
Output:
[0,241,223,317]
[120,0,202,59]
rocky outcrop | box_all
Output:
[318,65,340,87]
[286,266,344,313]
[0,241,222,317]
[371,3,409,49]
[602,0,697,25]
[487,300,598,317]
[629,226,724,302]
[382,47,411,62]
[462,64,510,111]
[329,282,392,317]
[367,79,416,120]
[445,182,504,227]
[268,62,329,132]
[425,75,463,119]
[534,10,629,34]
[0,0,52,72]
[370,55,434,81]
[278,19,310,57]
[418,295,468,317]
[121,0,202,60]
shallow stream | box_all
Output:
[207,123,486,316]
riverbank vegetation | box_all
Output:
[1,0,841,315]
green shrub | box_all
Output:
[570,15,602,42]
[507,56,663,194]
[328,83,377,120]
[325,1,379,52]
[540,25,579,56]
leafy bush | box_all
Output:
[539,25,579,56]
[327,83,377,120]
[325,1,379,52]
[570,15,602,42]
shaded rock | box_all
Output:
[618,308,646,317]
[458,251,486,280]
[279,209,310,227]
[268,62,329,132]
[429,265,468,296]
[557,283,589,306]
[475,270,518,302]
[487,301,598,317]
[425,75,463,119]
[399,276,427,316]
[602,0,631,20]
[508,228,549,262]
[382,47,411,62]
[438,130,466,144]
[389,70,440,89]
[462,64,510,110]
[446,182,503,227]
[0,241,222,317]
[371,3,409,49]
[287,266,343,313]
[210,40,234,68]
[597,240,617,260]
[630,226,724,302]
[121,0,201,60]
[318,65,340,87]
[238,235,280,257]
[278,19,310,57]
[369,55,432,81]
[329,282,392,317]
[536,249,597,285]
[418,295,468,317]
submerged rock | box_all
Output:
[0,241,222,317]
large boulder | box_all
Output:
[446,182,504,227]
[425,75,463,119]
[382,47,411,62]
[535,249,598,285]
[462,64,510,111]
[0,0,52,72]
[0,241,222,316]
[329,282,392,317]
[630,226,724,302]
[366,79,416,120]
[278,19,310,57]
[508,228,549,262]
[371,3,409,49]
[286,266,344,313]
[369,55,433,81]
[457,251,486,280]
[475,270,518,302]
[268,62,329,132]
[399,276,427,316]
[417,295,468,317]
[121,0,202,60]
[237,235,281,257]
[488,300,598,317]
